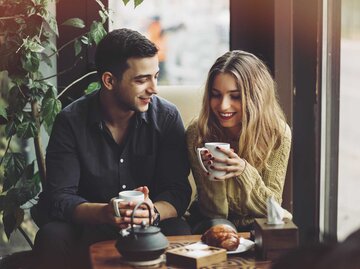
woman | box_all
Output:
[186,50,292,233]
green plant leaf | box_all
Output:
[3,173,17,192]
[134,0,145,7]
[24,39,45,53]
[21,52,40,73]
[0,105,7,120]
[44,13,59,36]
[80,36,89,45]
[42,97,61,135]
[41,52,53,67]
[74,39,82,56]
[85,82,101,94]
[17,120,37,139]
[3,207,24,240]
[22,162,35,181]
[44,86,57,99]
[3,153,26,183]
[62,18,85,29]
[99,10,108,24]
[5,121,17,138]
[122,0,130,5]
[89,21,107,45]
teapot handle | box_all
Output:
[130,201,152,233]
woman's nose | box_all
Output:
[220,96,230,110]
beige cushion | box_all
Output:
[158,85,204,205]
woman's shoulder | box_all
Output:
[277,120,292,146]
[186,119,199,136]
[282,121,292,141]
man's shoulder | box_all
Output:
[59,91,98,120]
[150,95,179,117]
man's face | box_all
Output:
[113,56,159,112]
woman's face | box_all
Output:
[210,72,242,135]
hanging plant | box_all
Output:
[0,0,145,243]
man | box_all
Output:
[34,28,192,268]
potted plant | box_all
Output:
[0,0,144,247]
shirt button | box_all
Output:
[120,159,124,163]
[122,185,126,189]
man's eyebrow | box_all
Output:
[133,70,160,80]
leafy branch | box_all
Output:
[0,0,146,245]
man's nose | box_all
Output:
[147,78,158,94]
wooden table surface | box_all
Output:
[89,232,272,269]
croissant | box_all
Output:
[201,224,240,251]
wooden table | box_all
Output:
[89,233,271,269]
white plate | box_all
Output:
[227,237,255,254]
[186,237,255,254]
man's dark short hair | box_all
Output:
[95,28,158,80]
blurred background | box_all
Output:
[109,0,229,85]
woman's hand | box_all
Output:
[209,147,246,180]
[200,149,214,175]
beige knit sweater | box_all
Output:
[186,120,292,228]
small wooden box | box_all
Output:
[254,218,299,260]
[166,244,227,269]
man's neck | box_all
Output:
[99,89,135,144]
[99,89,135,126]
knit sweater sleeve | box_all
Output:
[186,121,229,219]
[233,123,292,218]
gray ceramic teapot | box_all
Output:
[115,201,169,261]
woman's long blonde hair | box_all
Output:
[197,50,286,172]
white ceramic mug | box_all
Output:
[112,190,145,217]
[196,142,230,181]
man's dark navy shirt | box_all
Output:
[43,90,191,221]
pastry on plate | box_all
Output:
[201,224,240,251]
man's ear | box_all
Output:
[102,72,115,90]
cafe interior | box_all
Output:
[1,0,360,268]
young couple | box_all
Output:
[34,28,291,268]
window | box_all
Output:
[108,0,229,85]
[337,0,360,240]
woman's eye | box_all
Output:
[230,94,241,100]
[210,92,221,98]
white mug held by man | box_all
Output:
[111,186,159,229]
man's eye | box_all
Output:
[135,78,147,84]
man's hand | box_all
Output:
[111,186,157,227]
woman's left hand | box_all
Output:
[209,147,246,180]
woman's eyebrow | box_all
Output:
[211,88,239,93]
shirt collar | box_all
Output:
[87,90,150,129]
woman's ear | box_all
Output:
[102,72,115,90]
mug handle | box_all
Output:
[112,198,124,217]
[196,147,209,173]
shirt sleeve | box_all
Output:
[152,110,192,217]
[45,112,87,221]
